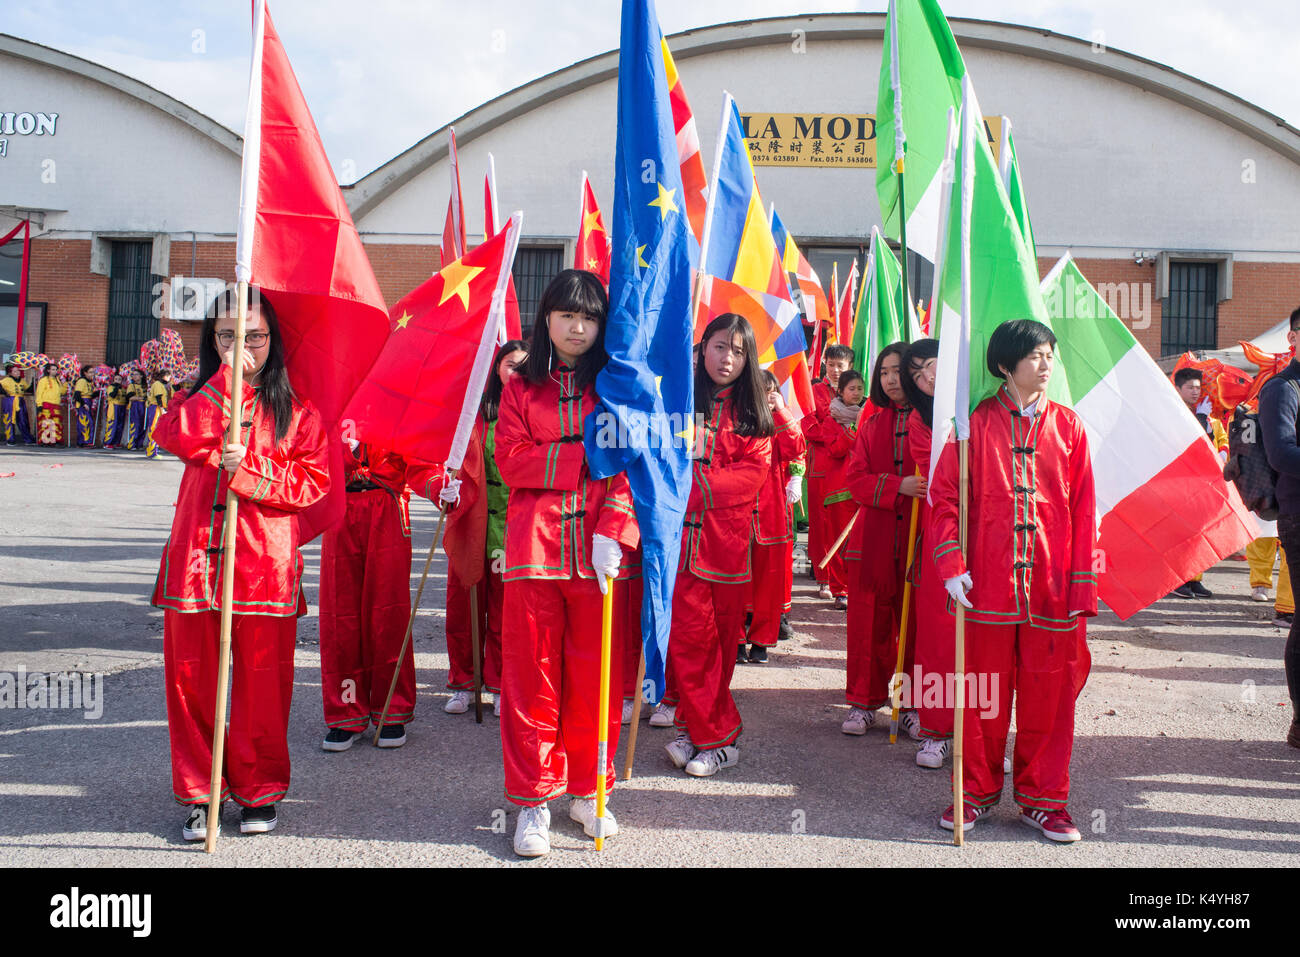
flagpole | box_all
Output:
[205,278,248,854]
[953,438,968,847]
[594,573,614,850]
[622,650,647,779]
[470,584,483,723]
[691,92,733,336]
[889,473,922,743]
[373,506,447,745]
[576,170,588,270]
[888,0,912,344]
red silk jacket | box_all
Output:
[929,387,1098,630]
[844,403,918,599]
[494,368,640,582]
[151,365,330,617]
[680,387,772,583]
[800,380,835,478]
[753,404,807,545]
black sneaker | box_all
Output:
[1276,611,1294,626]
[182,802,223,841]
[1288,718,1300,750]
[736,644,748,665]
[747,644,768,664]
[1167,584,1195,599]
[1187,580,1213,598]
[778,615,793,641]
[240,804,277,834]
[322,727,362,752]
[377,724,407,749]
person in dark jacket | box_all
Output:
[1257,304,1300,751]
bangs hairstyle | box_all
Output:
[694,313,774,438]
[824,344,855,365]
[520,269,609,390]
[481,338,529,421]
[838,369,866,398]
[986,319,1057,380]
[900,338,939,427]
[868,342,908,408]
[196,286,297,443]
[761,369,779,392]
[1173,367,1203,389]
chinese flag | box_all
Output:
[575,171,611,285]
[235,0,391,543]
[483,153,522,341]
[441,127,468,268]
[342,215,523,470]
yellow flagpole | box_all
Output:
[889,471,922,743]
[594,577,614,850]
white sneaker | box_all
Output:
[665,732,695,769]
[444,690,472,714]
[493,693,502,718]
[684,745,739,777]
[649,702,676,728]
[818,584,833,600]
[513,805,551,857]
[569,797,619,839]
[1252,586,1271,602]
[916,737,952,769]
[840,706,875,736]
[899,710,922,741]
[621,699,634,725]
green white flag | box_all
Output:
[851,226,922,380]
[998,116,1037,260]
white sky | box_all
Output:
[9,0,1300,182]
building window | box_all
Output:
[106,240,158,367]
[512,246,565,334]
[803,246,865,314]
[1162,262,1218,355]
[0,235,44,356]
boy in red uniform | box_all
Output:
[803,344,854,599]
[930,320,1096,842]
[820,369,868,609]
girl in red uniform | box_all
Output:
[820,369,867,609]
[803,344,854,599]
[841,346,926,736]
[440,338,528,718]
[494,270,640,857]
[664,313,773,778]
[152,288,329,840]
[742,370,806,662]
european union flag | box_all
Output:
[584,0,694,703]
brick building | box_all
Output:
[3,14,1299,367]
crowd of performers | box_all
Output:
[149,268,1213,854]
[2,360,177,454]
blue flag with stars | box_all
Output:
[584,0,695,704]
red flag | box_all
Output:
[343,214,523,468]
[575,171,611,285]
[441,127,468,268]
[0,219,31,349]
[479,152,522,341]
[834,259,858,348]
[769,350,815,424]
[235,0,391,543]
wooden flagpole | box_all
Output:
[622,651,647,780]
[952,438,969,847]
[594,576,614,850]
[889,480,922,743]
[470,586,483,723]
[204,278,248,853]
[373,504,448,745]
[818,506,861,571]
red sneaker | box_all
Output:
[1020,807,1082,842]
[939,803,990,833]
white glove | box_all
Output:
[592,533,622,595]
[439,477,462,507]
[784,475,803,505]
[945,572,973,609]
[344,437,360,453]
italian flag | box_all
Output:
[851,225,922,379]
[1041,254,1256,618]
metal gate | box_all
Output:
[105,241,158,366]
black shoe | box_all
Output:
[778,615,793,641]
[240,804,277,834]
[1167,585,1195,599]
[322,727,362,752]
[736,644,748,665]
[181,802,224,841]
[796,521,809,532]
[747,644,768,664]
[377,724,407,749]
[1276,611,1294,626]
[1288,718,1300,750]
[1186,580,1213,598]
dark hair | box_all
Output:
[4,363,19,376]
[80,364,93,377]
[695,313,775,438]
[824,344,855,365]
[838,369,866,399]
[481,338,529,422]
[761,369,779,392]
[985,319,1057,379]
[867,342,908,409]
[1173,367,1203,389]
[901,338,939,427]
[43,363,57,376]
[196,286,296,442]
[520,269,609,391]
[1290,305,1300,332]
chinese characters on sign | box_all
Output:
[740,112,1002,168]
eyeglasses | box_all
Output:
[215,332,269,347]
